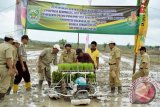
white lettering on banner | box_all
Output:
[41,6,127,31]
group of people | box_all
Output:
[0,34,150,101]
[37,41,100,89]
[0,34,30,100]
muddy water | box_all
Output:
[2,95,101,107]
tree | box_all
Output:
[59,39,67,48]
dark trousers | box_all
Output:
[14,61,30,84]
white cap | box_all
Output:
[108,41,115,44]
[53,44,61,50]
[5,34,13,39]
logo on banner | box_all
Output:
[27,6,41,24]
[127,11,138,26]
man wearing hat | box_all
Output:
[0,34,15,100]
[108,41,122,94]
[37,44,61,89]
[132,47,150,81]
[6,39,21,95]
[13,35,31,93]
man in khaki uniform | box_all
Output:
[108,41,122,94]
[59,44,76,64]
[38,44,61,89]
[13,35,30,93]
[6,39,20,95]
[0,35,15,100]
[132,47,150,81]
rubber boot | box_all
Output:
[6,87,12,95]
[13,84,18,93]
[47,81,51,88]
[118,86,122,94]
[25,82,31,91]
[0,93,5,100]
[111,87,115,94]
[38,80,43,90]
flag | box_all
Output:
[21,0,27,27]
[14,0,27,39]
[134,0,149,53]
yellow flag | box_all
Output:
[134,1,149,53]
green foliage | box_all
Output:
[58,39,67,47]
[58,63,94,71]
[78,63,84,71]
[70,63,78,71]
[52,71,62,83]
[87,73,96,82]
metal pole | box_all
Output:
[24,0,28,35]
[87,0,92,42]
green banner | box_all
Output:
[26,1,140,35]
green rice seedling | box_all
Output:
[78,63,84,71]
[63,63,71,71]
[58,64,62,71]
[70,63,78,71]
[83,63,89,71]
[58,64,66,71]
[87,73,95,82]
[88,63,94,71]
[52,71,62,83]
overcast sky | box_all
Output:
[0,0,159,46]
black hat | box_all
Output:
[139,46,146,52]
[76,48,83,55]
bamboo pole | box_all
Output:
[24,0,28,35]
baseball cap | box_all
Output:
[5,34,14,39]
[53,44,61,50]
[76,48,83,55]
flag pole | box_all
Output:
[77,33,79,48]
[85,0,92,51]
[133,0,141,74]
[133,53,137,74]
[133,0,149,74]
